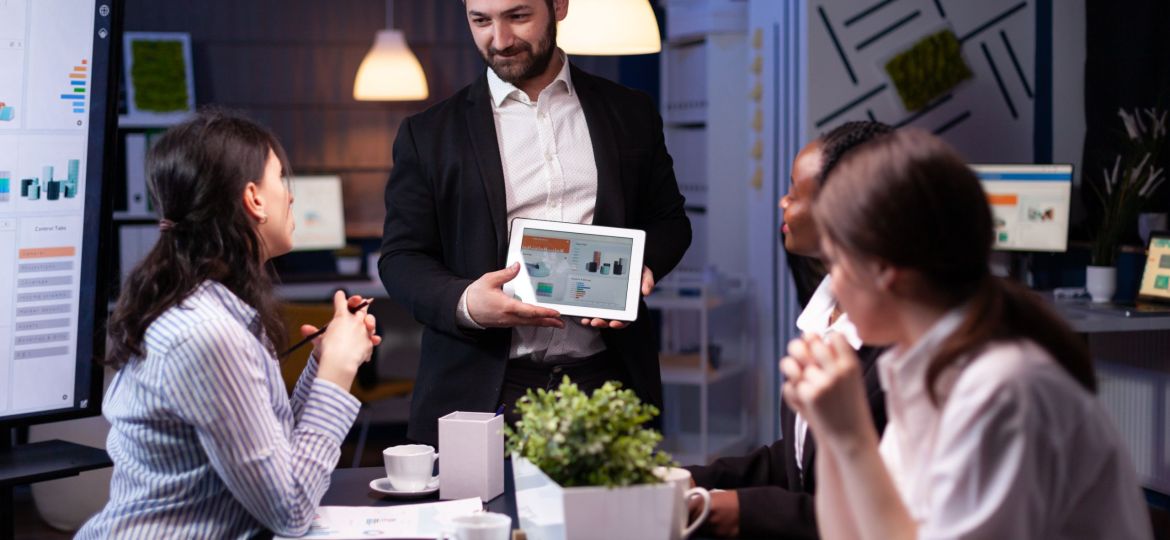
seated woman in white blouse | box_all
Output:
[780,128,1153,540]
[78,111,380,539]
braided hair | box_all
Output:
[819,121,895,184]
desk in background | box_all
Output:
[1051,300,1170,495]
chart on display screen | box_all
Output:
[519,228,635,311]
[0,0,113,423]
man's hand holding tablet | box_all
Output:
[465,262,566,329]
[500,219,649,324]
[578,266,654,329]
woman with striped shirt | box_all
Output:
[78,111,380,538]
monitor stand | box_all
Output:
[989,251,1033,287]
[0,434,112,537]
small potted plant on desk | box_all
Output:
[506,377,677,540]
[1088,107,1167,302]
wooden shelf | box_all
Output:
[118,114,191,129]
[661,361,747,385]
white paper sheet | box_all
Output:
[275,498,483,540]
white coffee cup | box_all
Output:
[655,466,711,539]
[440,512,511,540]
[383,444,439,492]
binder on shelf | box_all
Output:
[119,224,161,284]
[124,133,149,215]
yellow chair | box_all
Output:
[279,302,414,467]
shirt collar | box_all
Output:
[197,281,264,339]
[876,305,968,402]
[795,277,864,350]
[486,50,573,108]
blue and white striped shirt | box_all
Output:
[78,281,361,539]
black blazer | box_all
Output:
[686,346,887,539]
[378,64,692,445]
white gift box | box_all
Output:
[438,411,505,501]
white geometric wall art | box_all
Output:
[809,0,1036,163]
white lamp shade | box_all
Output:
[354,29,429,101]
[558,0,661,56]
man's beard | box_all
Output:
[482,17,557,85]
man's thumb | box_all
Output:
[486,262,521,286]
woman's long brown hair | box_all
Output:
[104,110,291,368]
[813,129,1095,402]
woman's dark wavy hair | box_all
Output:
[787,121,894,307]
[814,129,1096,402]
[104,110,291,368]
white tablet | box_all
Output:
[503,218,646,322]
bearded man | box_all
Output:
[377,0,691,445]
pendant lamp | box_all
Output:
[557,0,661,56]
[354,0,429,101]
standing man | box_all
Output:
[379,0,691,446]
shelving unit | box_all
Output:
[660,0,749,274]
[656,0,757,465]
[648,271,755,466]
[108,117,182,292]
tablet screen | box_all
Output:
[519,228,634,311]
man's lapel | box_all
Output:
[571,64,624,227]
[465,73,510,262]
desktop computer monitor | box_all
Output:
[0,0,118,427]
[972,164,1073,253]
[289,175,346,252]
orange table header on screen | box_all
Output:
[986,194,1019,206]
[522,236,571,253]
[19,246,76,259]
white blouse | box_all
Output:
[877,309,1152,539]
[794,277,862,477]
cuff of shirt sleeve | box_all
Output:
[304,352,320,378]
[456,287,485,330]
[300,378,361,442]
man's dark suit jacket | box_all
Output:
[378,64,692,446]
[686,346,888,539]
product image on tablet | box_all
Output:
[504,219,646,322]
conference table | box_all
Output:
[322,461,725,540]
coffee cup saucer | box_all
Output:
[369,476,440,498]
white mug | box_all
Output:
[439,512,511,540]
[383,444,439,492]
[655,466,711,539]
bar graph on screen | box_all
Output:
[60,59,87,115]
[17,159,80,201]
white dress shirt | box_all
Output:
[792,277,862,478]
[457,54,606,362]
[877,308,1152,539]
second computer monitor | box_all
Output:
[289,175,347,252]
[972,164,1073,253]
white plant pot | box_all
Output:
[512,456,676,540]
[1086,265,1117,303]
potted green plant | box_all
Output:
[506,377,679,540]
[1088,107,1167,302]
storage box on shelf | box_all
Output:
[648,270,755,465]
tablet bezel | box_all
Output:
[504,218,646,322]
